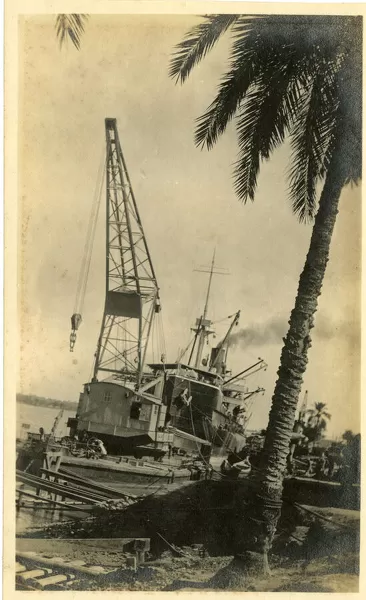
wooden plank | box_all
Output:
[18,569,52,581]
[16,472,103,505]
[16,552,115,578]
[35,574,70,588]
[39,469,112,502]
[15,488,93,512]
[41,469,116,500]
[17,470,108,502]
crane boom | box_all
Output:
[88,118,161,385]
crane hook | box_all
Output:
[70,313,82,352]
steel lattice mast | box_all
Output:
[93,118,161,385]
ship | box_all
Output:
[62,118,266,478]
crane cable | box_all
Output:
[70,151,106,352]
[176,335,195,363]
[156,310,166,363]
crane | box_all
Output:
[70,118,162,387]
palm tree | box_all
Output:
[170,15,361,583]
[307,402,331,427]
[304,401,331,441]
[342,429,355,444]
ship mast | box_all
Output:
[93,118,161,386]
[189,251,228,369]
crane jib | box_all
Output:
[69,118,164,386]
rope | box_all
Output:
[156,532,189,556]
[211,313,236,325]
[74,151,105,315]
[158,312,167,359]
[151,318,156,364]
[176,335,195,363]
[187,397,226,480]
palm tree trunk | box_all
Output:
[230,143,351,576]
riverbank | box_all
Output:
[17,479,359,591]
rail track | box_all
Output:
[16,538,150,590]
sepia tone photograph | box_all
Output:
[10,5,362,593]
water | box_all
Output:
[15,479,174,535]
[16,505,91,534]
[15,401,182,535]
[17,403,76,440]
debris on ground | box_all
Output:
[17,480,360,591]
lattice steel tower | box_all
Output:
[93,118,161,386]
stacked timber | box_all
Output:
[16,466,139,513]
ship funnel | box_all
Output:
[210,346,226,375]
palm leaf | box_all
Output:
[194,48,258,149]
[232,54,307,202]
[233,83,265,202]
[169,14,239,83]
[171,14,362,206]
[194,19,274,149]
[256,57,311,159]
[288,61,339,222]
[55,14,88,50]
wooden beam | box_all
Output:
[39,469,113,502]
[16,471,103,505]
[58,466,137,498]
[15,488,92,512]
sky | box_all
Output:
[18,14,361,438]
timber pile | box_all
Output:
[16,466,139,513]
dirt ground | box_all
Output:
[17,480,360,592]
[16,537,359,591]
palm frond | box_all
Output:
[55,14,88,50]
[171,14,362,206]
[315,402,327,411]
[169,14,239,83]
[256,57,311,159]
[332,51,362,184]
[194,49,258,149]
[195,53,257,149]
[233,80,268,202]
[194,20,276,150]
[231,54,306,202]
[288,62,339,222]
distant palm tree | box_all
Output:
[170,15,361,584]
[342,429,355,444]
[55,14,88,50]
[304,401,331,440]
[307,402,331,426]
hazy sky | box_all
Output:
[18,14,361,437]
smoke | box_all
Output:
[227,317,286,348]
[226,315,360,349]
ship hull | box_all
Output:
[61,455,192,484]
